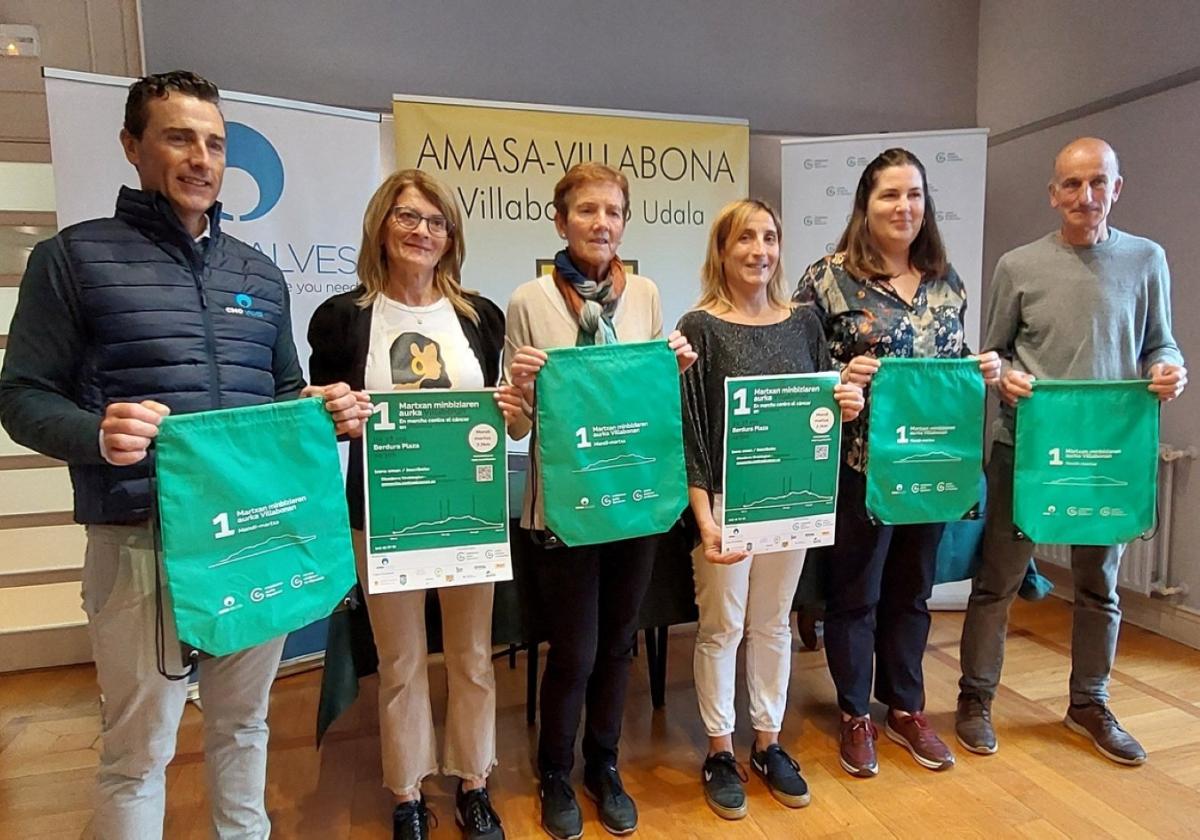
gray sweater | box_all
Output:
[984,228,1184,444]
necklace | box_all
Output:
[387,295,441,325]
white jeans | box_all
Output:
[83,524,284,840]
[692,495,807,737]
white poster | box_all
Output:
[779,129,988,346]
[43,68,383,375]
[720,373,843,554]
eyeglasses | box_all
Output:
[390,206,452,237]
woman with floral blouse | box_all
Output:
[795,148,1000,779]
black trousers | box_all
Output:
[822,464,944,717]
[535,533,657,775]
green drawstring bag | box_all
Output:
[865,358,985,524]
[1013,380,1159,545]
[156,397,356,657]
[536,341,687,547]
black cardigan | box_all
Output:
[307,287,506,529]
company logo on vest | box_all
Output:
[220,121,285,223]
[225,292,265,319]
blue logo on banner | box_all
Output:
[221,122,284,223]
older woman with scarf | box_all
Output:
[497,162,696,840]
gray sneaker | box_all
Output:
[955,694,997,755]
[1064,703,1147,766]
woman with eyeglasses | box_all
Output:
[308,169,508,840]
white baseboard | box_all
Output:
[0,622,91,672]
[1037,562,1200,650]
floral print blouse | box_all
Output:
[794,252,970,472]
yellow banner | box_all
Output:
[393,97,749,328]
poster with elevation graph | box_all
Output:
[721,373,842,554]
[364,391,511,593]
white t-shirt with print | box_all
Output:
[363,295,484,392]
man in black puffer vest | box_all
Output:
[0,71,369,839]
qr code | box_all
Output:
[476,464,494,482]
[814,444,829,461]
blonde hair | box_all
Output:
[552,162,631,222]
[355,168,476,323]
[696,199,790,312]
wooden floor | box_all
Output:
[5,597,1200,839]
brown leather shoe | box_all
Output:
[1064,703,1147,766]
[839,715,879,778]
[885,710,955,771]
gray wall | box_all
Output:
[977,0,1200,135]
[977,0,1200,606]
[140,0,979,134]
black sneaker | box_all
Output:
[539,770,583,840]
[750,743,811,808]
[456,782,504,840]
[701,751,748,820]
[393,797,434,840]
[583,763,638,835]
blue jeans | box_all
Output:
[958,443,1123,705]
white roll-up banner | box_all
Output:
[779,129,988,347]
[778,129,987,609]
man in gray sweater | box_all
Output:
[955,137,1186,765]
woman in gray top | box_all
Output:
[679,199,863,821]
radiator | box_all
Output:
[1033,444,1197,597]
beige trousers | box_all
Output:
[84,524,284,839]
[352,529,497,795]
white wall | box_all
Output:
[140,0,979,135]
[978,1,1200,608]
